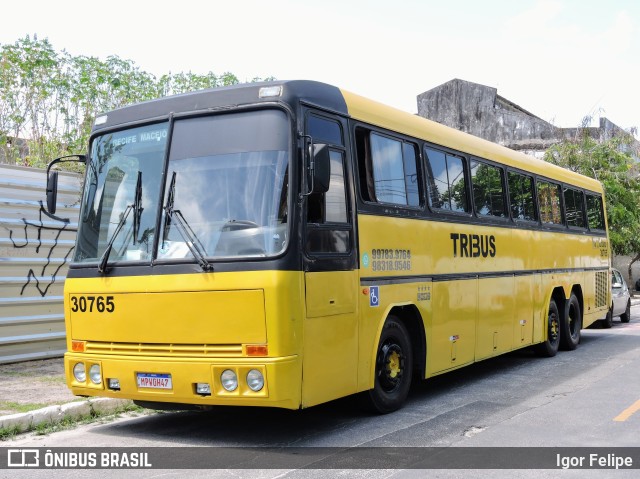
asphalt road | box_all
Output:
[3,305,640,478]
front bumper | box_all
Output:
[64,353,301,410]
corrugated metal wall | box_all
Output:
[0,164,81,363]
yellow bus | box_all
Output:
[46,80,610,413]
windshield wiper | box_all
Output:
[162,172,213,272]
[98,171,143,274]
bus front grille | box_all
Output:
[84,341,243,357]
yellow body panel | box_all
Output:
[70,290,266,344]
[302,271,358,407]
[356,213,610,385]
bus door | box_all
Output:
[302,111,358,407]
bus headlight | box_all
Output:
[246,369,264,392]
[73,363,86,382]
[221,370,238,392]
[89,364,102,384]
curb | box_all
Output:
[0,398,132,434]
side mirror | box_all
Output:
[46,170,59,214]
[311,143,330,194]
[44,154,86,218]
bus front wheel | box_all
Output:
[361,316,413,414]
[534,299,560,357]
[560,293,582,350]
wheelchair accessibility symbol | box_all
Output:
[369,286,380,307]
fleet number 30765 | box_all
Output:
[70,295,115,313]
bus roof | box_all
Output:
[340,88,604,194]
[91,80,602,194]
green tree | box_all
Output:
[0,35,275,168]
[544,127,640,279]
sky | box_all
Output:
[2,0,639,132]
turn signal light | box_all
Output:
[72,340,86,352]
[246,344,268,356]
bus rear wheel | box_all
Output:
[361,316,413,414]
[535,299,560,357]
[560,293,582,350]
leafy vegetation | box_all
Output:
[544,127,640,276]
[0,402,147,441]
[0,401,49,414]
[0,35,274,168]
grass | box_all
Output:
[0,402,147,441]
[0,401,50,414]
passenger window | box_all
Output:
[369,133,420,206]
[564,187,585,228]
[537,180,563,225]
[470,160,506,217]
[508,172,537,221]
[355,128,420,207]
[425,147,469,213]
[586,194,605,230]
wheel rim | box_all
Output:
[549,309,559,343]
[378,340,404,393]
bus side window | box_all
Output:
[508,171,537,222]
[537,180,563,225]
[564,187,586,228]
[425,147,469,213]
[470,160,506,217]
[355,128,420,207]
[586,194,605,230]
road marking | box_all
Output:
[614,398,640,422]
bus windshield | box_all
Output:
[74,109,290,265]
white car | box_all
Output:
[602,268,631,328]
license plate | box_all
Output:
[136,373,172,389]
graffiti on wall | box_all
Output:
[5,202,75,297]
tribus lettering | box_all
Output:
[450,233,496,258]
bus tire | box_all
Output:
[534,299,560,357]
[601,308,613,329]
[361,315,413,414]
[560,293,581,350]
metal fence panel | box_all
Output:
[0,164,81,363]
